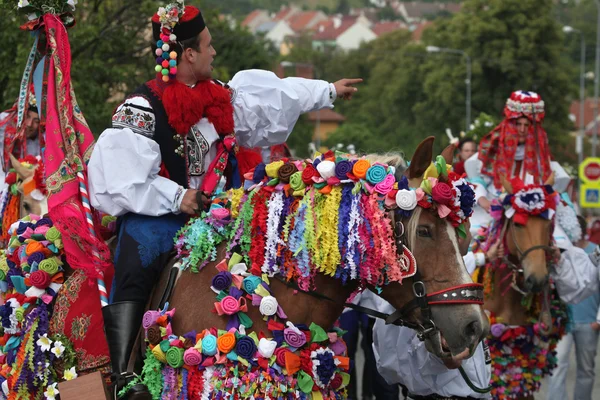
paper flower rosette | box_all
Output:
[0,214,77,399]
[499,178,558,226]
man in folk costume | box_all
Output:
[464,91,570,235]
[87,2,361,397]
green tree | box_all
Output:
[0,1,276,136]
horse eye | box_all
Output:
[417,226,431,238]
[23,203,31,211]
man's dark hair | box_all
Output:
[458,137,476,150]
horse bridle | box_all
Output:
[279,209,485,342]
[501,218,554,295]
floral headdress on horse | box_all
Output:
[478,91,552,189]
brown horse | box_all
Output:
[477,174,565,400]
[152,136,489,363]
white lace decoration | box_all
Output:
[261,191,285,275]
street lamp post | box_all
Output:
[426,45,472,133]
[280,61,321,150]
[564,26,586,165]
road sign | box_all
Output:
[580,158,600,208]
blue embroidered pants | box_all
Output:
[111,213,188,304]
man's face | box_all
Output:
[459,141,476,161]
[189,28,216,81]
[24,110,40,140]
[516,117,531,144]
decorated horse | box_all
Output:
[471,175,567,399]
[110,137,490,399]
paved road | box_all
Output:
[355,333,600,399]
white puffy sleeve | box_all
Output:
[372,313,491,398]
[88,96,185,217]
[228,69,335,148]
[551,246,599,304]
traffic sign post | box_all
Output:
[579,157,600,208]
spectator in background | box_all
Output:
[590,219,600,245]
[547,215,600,400]
[453,137,476,176]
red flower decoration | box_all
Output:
[5,173,16,186]
[431,182,454,206]
[301,164,318,185]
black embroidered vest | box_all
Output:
[132,84,189,188]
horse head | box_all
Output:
[9,154,48,218]
[499,173,556,294]
[375,137,488,360]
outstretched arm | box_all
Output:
[228,70,361,149]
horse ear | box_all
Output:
[544,172,555,187]
[405,136,434,187]
[440,143,456,166]
[500,175,513,194]
[9,154,34,180]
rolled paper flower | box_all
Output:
[29,270,51,289]
[183,348,202,366]
[27,252,45,267]
[217,332,236,353]
[396,189,417,210]
[201,334,217,356]
[334,160,353,180]
[330,374,343,390]
[289,171,306,192]
[274,347,290,367]
[211,271,233,292]
[374,174,396,195]
[143,310,161,330]
[283,327,307,348]
[39,258,59,276]
[258,338,277,358]
[25,241,44,257]
[252,163,266,182]
[14,307,24,322]
[316,160,336,180]
[301,164,318,185]
[278,163,298,183]
[352,159,370,179]
[35,217,53,228]
[265,161,284,178]
[20,227,34,240]
[366,164,387,185]
[152,345,167,363]
[166,346,184,368]
[16,222,30,236]
[490,323,506,338]
[45,227,61,242]
[146,325,162,345]
[219,296,240,315]
[431,182,454,206]
[33,225,50,237]
[210,208,230,220]
[242,276,262,294]
[259,295,278,317]
[235,336,257,360]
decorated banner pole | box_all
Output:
[77,171,109,307]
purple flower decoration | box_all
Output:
[27,252,45,267]
[334,160,353,180]
[34,218,53,228]
[284,327,307,348]
[491,323,506,337]
[235,336,257,360]
[211,271,233,292]
[314,350,336,388]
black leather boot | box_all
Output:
[103,302,152,400]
